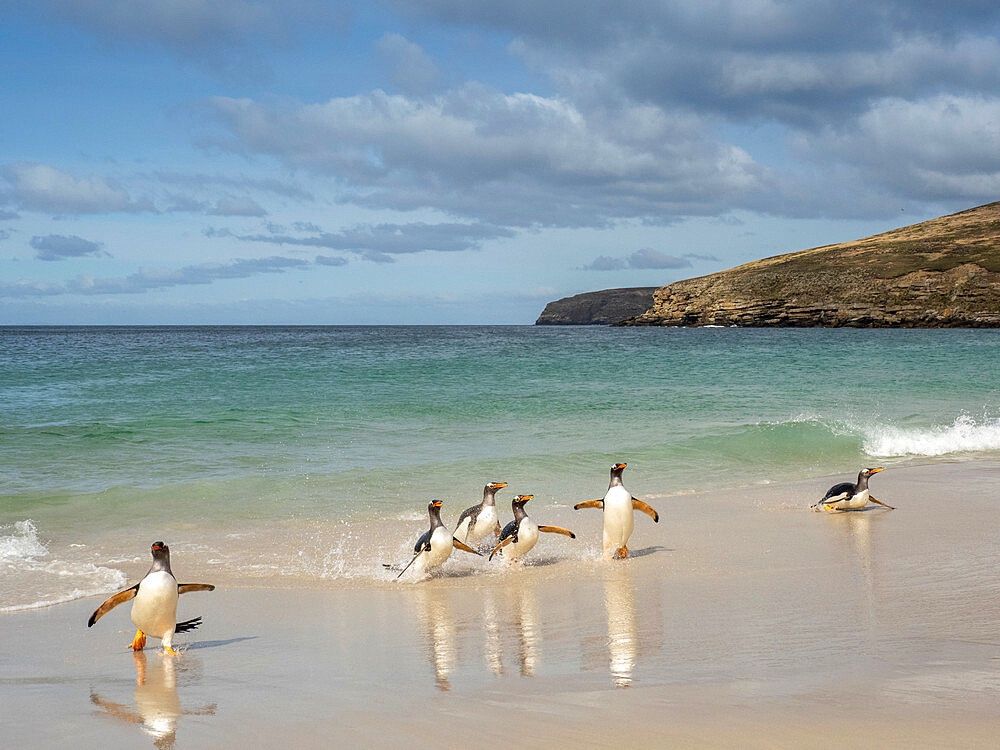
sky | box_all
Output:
[1,1,999,324]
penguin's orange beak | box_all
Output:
[869,467,884,474]
[432,500,443,508]
[614,462,627,470]
[494,482,508,488]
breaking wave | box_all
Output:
[862,414,1000,458]
[0,520,127,613]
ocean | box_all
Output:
[3,325,999,611]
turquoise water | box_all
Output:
[2,325,999,607]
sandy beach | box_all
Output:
[3,461,999,747]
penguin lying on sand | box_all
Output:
[812,468,893,511]
[88,541,214,654]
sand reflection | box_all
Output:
[603,566,638,687]
[415,586,457,691]
[476,576,543,678]
[90,652,215,749]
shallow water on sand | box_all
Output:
[2,326,1000,609]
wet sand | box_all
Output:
[3,461,1000,748]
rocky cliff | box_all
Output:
[620,202,1000,328]
[535,287,658,325]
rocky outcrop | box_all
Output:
[620,202,1000,328]
[535,287,658,325]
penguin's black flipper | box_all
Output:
[175,616,203,633]
[88,583,139,627]
[631,499,659,522]
[178,583,215,594]
[573,499,604,510]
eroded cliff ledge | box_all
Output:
[535,287,658,325]
[620,202,1000,328]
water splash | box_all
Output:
[863,414,1000,457]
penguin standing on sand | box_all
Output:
[574,462,659,560]
[489,495,576,563]
[454,482,508,545]
[812,468,893,511]
[88,541,215,654]
[397,500,481,579]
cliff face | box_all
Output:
[621,202,1000,328]
[535,287,658,325]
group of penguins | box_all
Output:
[393,461,659,580]
[86,462,891,654]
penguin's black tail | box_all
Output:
[175,616,203,633]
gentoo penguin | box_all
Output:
[574,462,659,560]
[397,500,481,579]
[454,482,508,545]
[88,541,215,654]
[812,467,893,511]
[488,495,576,562]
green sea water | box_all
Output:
[2,325,999,607]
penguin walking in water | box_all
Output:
[397,500,482,579]
[574,462,659,560]
[812,467,893,511]
[454,481,508,545]
[489,495,576,563]
[88,541,215,655]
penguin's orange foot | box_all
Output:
[131,630,146,651]
[163,645,178,656]
[615,546,629,559]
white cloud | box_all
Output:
[4,163,152,214]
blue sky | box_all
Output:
[2,0,999,324]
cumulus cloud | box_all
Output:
[206,88,767,227]
[30,234,106,261]
[582,249,719,271]
[375,33,441,95]
[207,220,514,261]
[4,163,152,214]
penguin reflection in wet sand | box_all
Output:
[574,463,659,560]
[397,500,482,579]
[812,467,894,511]
[454,482,508,545]
[489,495,576,563]
[88,542,215,655]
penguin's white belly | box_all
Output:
[421,527,454,570]
[603,487,634,548]
[468,505,497,542]
[506,519,539,560]
[837,489,869,509]
[130,571,178,638]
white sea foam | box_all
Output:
[0,519,127,612]
[863,414,1000,457]
[0,519,49,561]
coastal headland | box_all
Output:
[537,202,1000,327]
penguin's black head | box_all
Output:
[860,467,883,480]
[611,462,627,475]
[512,494,532,505]
[428,500,443,514]
[486,482,508,492]
[150,541,169,559]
